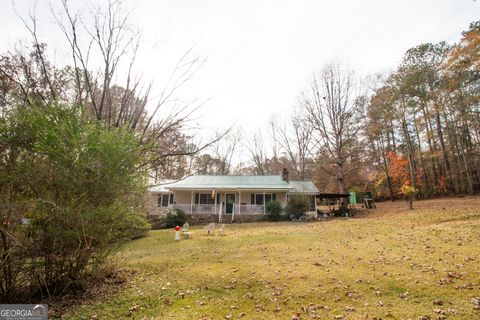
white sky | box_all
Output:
[0,0,479,151]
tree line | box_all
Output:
[176,21,479,200]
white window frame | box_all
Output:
[157,194,171,207]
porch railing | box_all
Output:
[172,204,265,214]
[238,204,265,214]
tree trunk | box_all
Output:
[435,109,451,192]
[401,116,417,189]
[379,139,395,201]
[413,114,430,191]
[420,103,439,186]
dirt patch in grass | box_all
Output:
[47,268,135,318]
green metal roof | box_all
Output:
[288,180,320,194]
[165,175,292,190]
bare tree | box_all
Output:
[211,128,242,174]
[271,110,314,180]
[1,0,226,182]
[49,0,205,132]
[302,63,364,195]
[246,130,269,175]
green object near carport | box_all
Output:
[349,192,356,205]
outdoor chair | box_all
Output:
[182,222,194,239]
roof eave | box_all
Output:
[166,187,292,191]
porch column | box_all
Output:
[232,194,235,223]
[238,191,241,214]
[263,191,266,214]
[214,190,217,216]
[190,191,194,214]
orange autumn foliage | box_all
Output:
[446,22,480,72]
[386,151,410,190]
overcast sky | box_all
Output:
[0,0,479,150]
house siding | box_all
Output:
[172,190,288,207]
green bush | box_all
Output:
[265,200,283,221]
[0,104,150,301]
[285,195,309,219]
[161,208,187,228]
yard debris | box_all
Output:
[432,299,443,306]
[244,292,253,299]
[290,312,301,320]
[437,278,453,285]
[446,271,463,279]
[455,282,474,290]
[128,304,140,312]
[399,291,409,300]
[472,297,480,309]
[255,305,265,312]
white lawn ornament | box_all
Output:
[219,224,225,236]
[174,226,180,241]
[203,223,215,235]
[182,222,194,239]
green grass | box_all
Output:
[60,197,480,319]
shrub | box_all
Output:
[265,200,283,221]
[0,104,150,301]
[285,195,309,219]
[161,208,187,228]
[400,184,419,210]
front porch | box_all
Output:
[172,203,265,215]
[170,189,288,216]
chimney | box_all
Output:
[282,168,289,182]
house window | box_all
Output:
[195,193,218,205]
[251,193,275,205]
[157,194,171,207]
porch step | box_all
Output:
[220,214,233,223]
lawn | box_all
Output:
[60,197,480,319]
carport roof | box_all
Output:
[288,180,320,194]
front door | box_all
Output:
[226,194,235,214]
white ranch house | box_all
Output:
[148,174,319,223]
